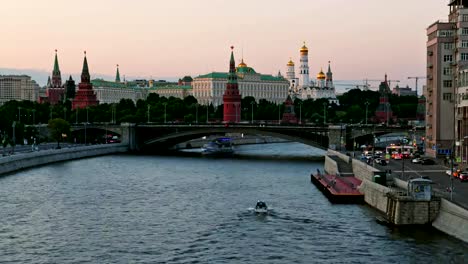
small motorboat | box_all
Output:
[254,200,268,214]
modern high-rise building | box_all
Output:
[426,20,455,157]
[449,0,468,163]
[424,1,468,158]
[0,75,39,105]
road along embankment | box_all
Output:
[324,149,468,242]
[0,144,128,176]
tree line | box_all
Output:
[0,89,420,146]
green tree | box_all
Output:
[48,118,70,149]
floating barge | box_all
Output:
[310,173,364,204]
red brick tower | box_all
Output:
[223,46,242,123]
[281,95,298,124]
[72,51,99,110]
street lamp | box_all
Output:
[63,107,67,121]
[163,103,167,123]
[85,107,89,145]
[206,105,209,124]
[49,106,53,120]
[323,102,327,124]
[12,121,16,154]
[75,108,79,124]
[18,107,21,122]
[339,119,343,151]
[386,102,390,126]
[278,104,281,124]
[364,101,370,125]
[32,109,36,125]
[195,104,198,124]
[250,101,255,124]
[299,102,303,124]
[147,104,150,123]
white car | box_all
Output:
[446,170,452,176]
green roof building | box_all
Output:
[192,58,289,106]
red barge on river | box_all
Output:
[311,172,364,204]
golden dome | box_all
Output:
[300,42,308,53]
[317,68,326,79]
[287,59,294,66]
[238,59,247,68]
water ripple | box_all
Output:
[0,150,466,263]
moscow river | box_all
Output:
[0,143,467,263]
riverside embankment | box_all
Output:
[0,144,128,176]
[324,149,468,243]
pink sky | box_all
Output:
[0,0,448,87]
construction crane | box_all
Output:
[408,76,426,95]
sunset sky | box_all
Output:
[0,0,449,88]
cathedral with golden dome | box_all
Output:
[286,43,339,104]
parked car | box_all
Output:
[446,170,452,176]
[459,171,468,182]
[420,158,435,165]
[375,158,387,166]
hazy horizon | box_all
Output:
[1,0,449,91]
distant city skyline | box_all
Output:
[1,0,449,90]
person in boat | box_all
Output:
[256,201,267,209]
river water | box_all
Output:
[0,143,466,263]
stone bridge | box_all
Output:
[65,123,424,152]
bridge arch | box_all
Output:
[139,126,329,151]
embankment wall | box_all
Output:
[432,199,468,243]
[0,144,128,175]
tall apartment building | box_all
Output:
[426,21,455,157]
[0,75,40,105]
[427,0,468,162]
[450,1,468,163]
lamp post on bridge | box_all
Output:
[163,103,167,124]
[386,102,390,126]
[322,102,327,124]
[250,101,255,124]
[278,104,281,124]
[195,104,198,124]
[32,109,36,125]
[364,101,370,125]
[299,101,303,125]
[147,104,150,123]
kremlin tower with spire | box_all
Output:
[72,51,99,110]
[223,46,242,123]
[41,50,65,104]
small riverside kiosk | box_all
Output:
[407,178,432,201]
